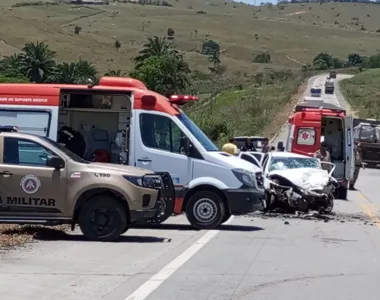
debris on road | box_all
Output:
[0,224,70,249]
[246,209,374,225]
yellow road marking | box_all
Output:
[359,193,380,230]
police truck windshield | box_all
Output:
[176,113,218,151]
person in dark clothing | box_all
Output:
[58,126,86,158]
[240,139,256,152]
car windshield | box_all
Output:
[176,113,218,151]
[269,156,320,172]
[41,136,89,164]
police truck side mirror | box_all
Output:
[46,156,65,169]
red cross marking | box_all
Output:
[301,132,309,140]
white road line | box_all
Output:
[124,216,235,300]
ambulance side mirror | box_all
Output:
[180,136,190,156]
[277,141,284,151]
[46,156,65,169]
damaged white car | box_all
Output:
[238,151,338,213]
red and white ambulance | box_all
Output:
[282,99,354,199]
[0,77,265,229]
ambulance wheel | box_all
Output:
[186,191,225,230]
[338,186,348,200]
[222,211,232,224]
[78,195,127,241]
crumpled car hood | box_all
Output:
[268,168,330,190]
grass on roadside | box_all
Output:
[186,71,305,146]
[340,68,380,118]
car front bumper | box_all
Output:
[224,188,265,215]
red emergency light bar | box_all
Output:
[169,95,199,106]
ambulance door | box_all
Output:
[292,111,322,156]
[133,110,192,187]
[345,115,355,180]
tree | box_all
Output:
[130,54,190,96]
[20,41,57,82]
[105,69,127,76]
[134,36,179,68]
[0,54,24,78]
[348,53,363,66]
[209,51,221,68]
[115,40,121,51]
[253,52,271,63]
[201,40,220,56]
[48,59,97,84]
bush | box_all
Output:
[253,52,271,63]
[201,40,220,56]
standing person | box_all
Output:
[240,138,256,152]
[314,141,332,172]
[261,137,271,153]
[222,138,238,155]
[349,141,364,190]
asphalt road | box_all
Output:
[1,74,380,300]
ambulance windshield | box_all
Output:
[176,113,218,151]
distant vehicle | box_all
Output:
[234,136,265,151]
[325,80,335,94]
[353,118,380,167]
[328,71,337,79]
[310,87,322,97]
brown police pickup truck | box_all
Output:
[0,127,174,241]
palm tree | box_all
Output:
[0,54,24,78]
[105,69,127,77]
[48,59,98,84]
[20,41,57,83]
[134,36,179,68]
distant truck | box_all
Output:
[324,80,335,94]
[353,118,380,167]
[328,71,337,79]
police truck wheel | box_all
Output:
[78,195,127,241]
[186,191,225,229]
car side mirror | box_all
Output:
[46,156,65,169]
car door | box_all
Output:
[134,111,192,187]
[239,153,262,169]
[345,115,355,180]
[0,136,67,217]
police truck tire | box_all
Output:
[78,195,127,241]
[186,191,225,230]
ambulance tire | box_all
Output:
[186,191,225,230]
[78,195,127,241]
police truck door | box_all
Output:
[134,111,192,188]
[0,136,67,217]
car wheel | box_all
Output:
[78,195,127,241]
[186,191,225,229]
[322,197,334,213]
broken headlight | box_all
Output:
[123,174,163,189]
